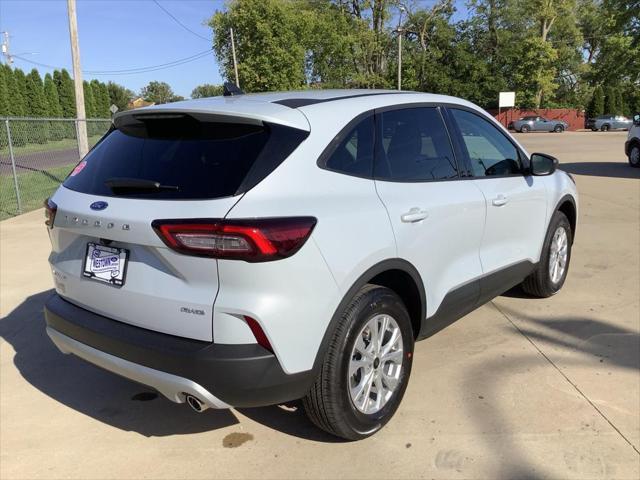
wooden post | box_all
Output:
[67,0,88,158]
[230,27,239,88]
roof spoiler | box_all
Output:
[223,82,244,97]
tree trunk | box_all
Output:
[535,13,556,108]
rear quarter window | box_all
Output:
[323,115,374,177]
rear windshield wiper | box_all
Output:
[105,177,179,194]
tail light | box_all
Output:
[44,198,57,228]
[151,217,317,262]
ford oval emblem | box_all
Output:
[90,201,108,211]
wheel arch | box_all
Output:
[311,259,426,372]
[555,194,577,243]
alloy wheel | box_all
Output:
[348,314,404,415]
[548,227,568,284]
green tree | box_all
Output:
[54,69,76,118]
[98,82,111,116]
[210,0,312,91]
[191,84,224,98]
[90,80,104,117]
[614,88,625,115]
[0,64,9,116]
[97,81,108,116]
[586,85,605,118]
[140,81,182,104]
[12,68,29,113]
[399,1,496,102]
[604,86,617,114]
[201,0,635,109]
[44,73,66,141]
[107,81,134,112]
[24,70,49,142]
[5,66,26,117]
[43,73,62,117]
[90,80,110,117]
[25,69,48,117]
[4,67,27,145]
[210,0,397,91]
[83,80,96,118]
[305,1,364,87]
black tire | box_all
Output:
[591,128,598,132]
[601,124,610,132]
[520,125,530,133]
[628,145,640,168]
[553,124,564,133]
[303,284,414,441]
[522,212,573,298]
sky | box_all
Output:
[0,0,224,98]
[0,0,468,99]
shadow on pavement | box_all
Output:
[0,290,337,441]
[500,284,533,299]
[464,306,639,479]
[560,162,640,179]
[497,305,640,372]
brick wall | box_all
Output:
[488,108,586,131]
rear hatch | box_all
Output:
[48,109,309,341]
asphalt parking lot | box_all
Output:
[1,131,638,479]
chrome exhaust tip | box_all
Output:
[185,394,208,413]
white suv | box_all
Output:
[44,89,578,440]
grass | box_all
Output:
[1,163,75,221]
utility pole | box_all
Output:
[67,0,89,158]
[396,6,406,91]
[1,31,13,64]
[230,27,239,88]
[397,32,402,91]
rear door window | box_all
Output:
[63,115,308,199]
[375,107,458,181]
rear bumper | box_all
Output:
[44,294,315,408]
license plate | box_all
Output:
[83,243,129,287]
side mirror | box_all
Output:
[529,153,558,176]
[633,113,640,126]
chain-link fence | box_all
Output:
[0,117,111,220]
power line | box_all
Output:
[152,0,212,43]
[86,50,213,74]
[11,49,213,75]
[90,53,213,75]
[10,55,62,70]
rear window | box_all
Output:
[63,115,308,199]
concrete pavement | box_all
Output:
[1,131,638,479]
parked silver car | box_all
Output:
[510,116,568,133]
[586,115,632,132]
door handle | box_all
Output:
[492,194,508,207]
[401,208,429,223]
